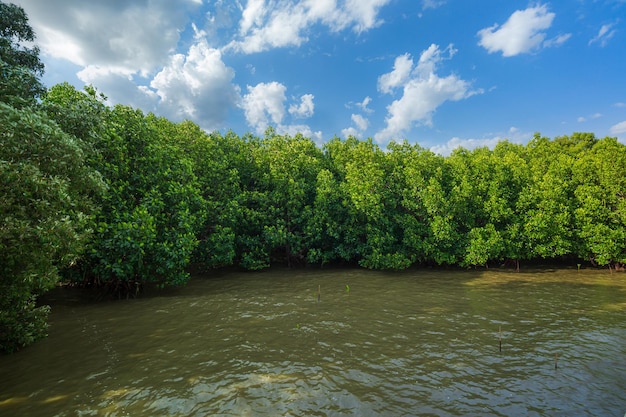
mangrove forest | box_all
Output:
[2,1,626,353]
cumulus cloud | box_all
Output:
[341,127,360,138]
[16,0,198,74]
[14,0,242,130]
[229,0,391,53]
[76,65,158,110]
[342,113,370,138]
[241,82,288,133]
[378,54,413,94]
[352,114,369,131]
[279,124,323,143]
[149,41,239,129]
[374,44,481,143]
[289,94,315,118]
[74,40,240,130]
[477,5,555,57]
[589,23,617,47]
[241,82,317,136]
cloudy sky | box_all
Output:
[14,0,626,153]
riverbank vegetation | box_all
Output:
[2,2,626,352]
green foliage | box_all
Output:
[0,103,103,352]
[76,107,204,289]
[166,125,240,268]
[573,137,626,266]
[42,82,108,142]
[0,1,45,107]
[520,134,576,259]
[232,129,323,268]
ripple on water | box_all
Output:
[0,269,625,416]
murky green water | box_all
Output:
[1,268,625,416]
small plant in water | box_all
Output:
[345,284,350,294]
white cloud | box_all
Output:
[76,66,159,111]
[589,23,617,47]
[378,53,413,94]
[430,127,530,156]
[341,127,360,138]
[337,0,391,33]
[577,113,603,123]
[241,82,288,134]
[77,41,240,130]
[356,96,374,113]
[278,124,323,143]
[229,0,391,53]
[13,0,241,130]
[477,5,555,57]
[149,41,239,129]
[374,44,481,143]
[16,0,199,75]
[241,82,317,136]
[430,136,503,156]
[342,113,370,138]
[544,33,571,48]
[352,114,369,131]
[610,120,626,135]
[239,0,267,35]
[289,94,315,118]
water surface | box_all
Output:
[1,268,625,416]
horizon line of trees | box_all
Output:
[2,1,626,352]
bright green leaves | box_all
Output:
[573,137,626,266]
[464,224,504,267]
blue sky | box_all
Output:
[14,0,626,153]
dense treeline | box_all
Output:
[2,2,626,352]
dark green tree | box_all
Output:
[1,3,103,353]
[0,104,103,352]
[81,107,204,291]
[0,1,45,107]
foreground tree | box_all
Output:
[1,1,103,353]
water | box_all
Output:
[1,268,625,416]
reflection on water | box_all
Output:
[1,268,625,416]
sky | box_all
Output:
[13,0,626,154]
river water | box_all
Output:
[1,268,625,416]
